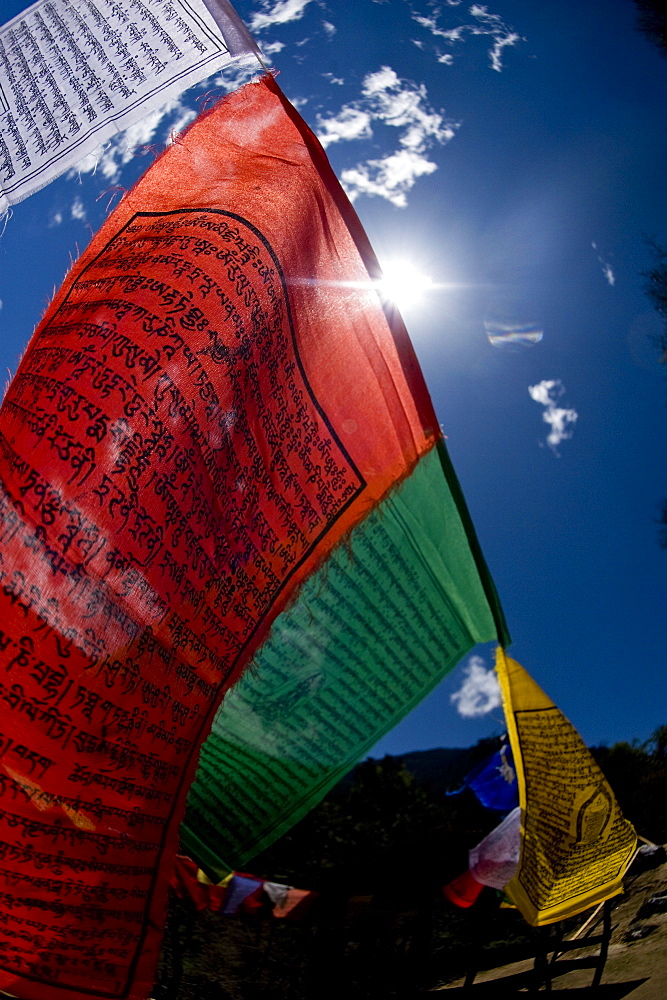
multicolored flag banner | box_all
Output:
[0,0,260,213]
[496,648,636,926]
[0,76,506,999]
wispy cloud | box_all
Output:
[413,3,523,71]
[316,66,457,206]
[261,40,285,54]
[341,150,437,207]
[450,655,502,718]
[470,4,522,71]
[528,379,578,454]
[322,20,336,37]
[68,98,197,183]
[249,0,315,32]
[213,59,260,94]
[602,263,615,286]
[165,107,197,145]
[70,196,86,222]
[591,242,616,286]
[413,15,463,44]
[317,107,373,145]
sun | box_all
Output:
[377,259,435,312]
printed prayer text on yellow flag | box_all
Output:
[495,648,636,926]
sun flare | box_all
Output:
[377,259,434,311]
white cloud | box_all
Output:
[262,40,285,54]
[322,20,336,37]
[48,210,63,228]
[70,99,185,183]
[602,264,616,286]
[362,65,397,95]
[316,66,456,206]
[591,242,616,286]
[213,60,259,94]
[165,107,196,145]
[342,149,437,207]
[413,15,463,43]
[317,107,373,147]
[528,379,578,454]
[413,3,523,71]
[488,31,522,72]
[450,655,502,718]
[70,196,86,222]
[249,0,314,32]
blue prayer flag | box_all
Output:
[464,744,518,812]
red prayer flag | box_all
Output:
[442,870,485,909]
[170,855,227,912]
[0,76,443,999]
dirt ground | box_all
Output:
[434,850,667,998]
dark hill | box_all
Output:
[335,745,476,797]
[395,746,476,797]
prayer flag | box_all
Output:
[469,806,521,889]
[495,649,636,925]
[0,0,259,213]
[221,874,263,915]
[442,870,484,909]
[271,887,318,921]
[182,433,509,872]
[170,855,227,912]
[454,743,518,812]
[0,75,506,999]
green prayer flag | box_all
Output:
[182,442,508,872]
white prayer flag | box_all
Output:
[469,806,521,890]
[0,0,260,213]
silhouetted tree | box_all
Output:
[250,751,496,894]
[160,732,666,998]
[641,241,667,544]
[633,0,667,56]
[645,723,667,761]
[644,241,667,350]
[592,724,667,843]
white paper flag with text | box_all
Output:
[0,0,260,213]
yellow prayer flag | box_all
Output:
[495,648,636,925]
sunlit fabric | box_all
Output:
[469,805,521,889]
[462,743,518,812]
[0,0,259,212]
[182,440,509,871]
[0,74,506,999]
[495,649,636,926]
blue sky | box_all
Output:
[1,0,666,755]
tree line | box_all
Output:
[155,727,666,998]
